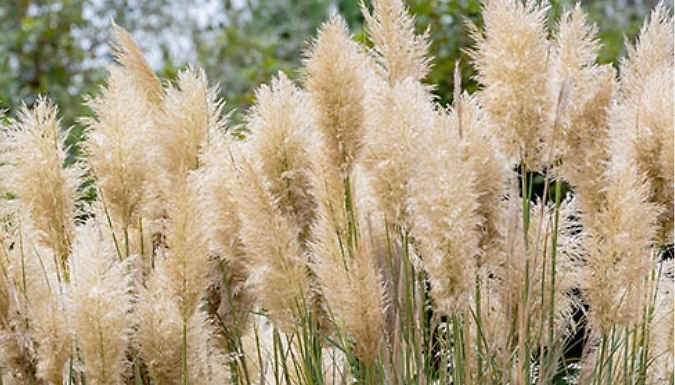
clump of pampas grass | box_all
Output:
[0,2,669,385]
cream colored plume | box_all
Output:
[111,24,164,105]
[186,309,231,384]
[7,228,71,384]
[469,0,552,171]
[581,161,659,331]
[408,108,481,314]
[4,97,80,266]
[135,264,183,385]
[549,6,615,220]
[68,221,133,385]
[579,5,672,332]
[304,15,369,175]
[314,233,386,365]
[245,72,317,246]
[193,130,252,330]
[83,67,154,232]
[362,0,431,84]
[609,4,674,243]
[233,149,310,331]
[359,77,433,228]
[152,66,225,184]
[453,93,509,264]
[161,177,213,320]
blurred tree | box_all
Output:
[550,0,668,64]
[0,0,667,131]
[192,0,335,126]
[0,0,105,130]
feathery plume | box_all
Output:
[581,161,659,331]
[153,67,225,183]
[618,3,673,98]
[453,93,509,263]
[194,123,242,264]
[314,234,386,365]
[549,6,616,220]
[233,152,309,332]
[137,266,231,384]
[408,108,481,314]
[186,309,231,384]
[469,0,552,170]
[359,77,433,228]
[245,73,317,245]
[362,0,431,84]
[4,97,80,265]
[111,24,164,105]
[83,67,154,232]
[26,256,71,383]
[609,4,674,243]
[7,226,71,384]
[135,265,183,385]
[194,130,252,329]
[68,221,133,385]
[304,15,369,175]
[161,178,213,320]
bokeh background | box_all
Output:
[0,0,667,133]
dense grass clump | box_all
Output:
[0,1,671,384]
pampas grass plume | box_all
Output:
[7,230,71,383]
[359,77,432,228]
[135,265,184,385]
[304,15,368,175]
[162,178,213,320]
[153,67,225,182]
[469,0,552,170]
[234,151,310,331]
[314,237,385,365]
[409,109,481,314]
[5,97,80,264]
[549,6,616,220]
[83,67,154,230]
[610,4,674,243]
[245,73,317,245]
[111,24,164,105]
[68,221,133,384]
[362,0,431,84]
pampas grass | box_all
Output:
[0,1,671,384]
[69,221,133,385]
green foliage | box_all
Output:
[0,0,105,128]
[410,0,484,104]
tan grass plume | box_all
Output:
[469,0,552,171]
[362,0,431,85]
[304,15,369,175]
[245,73,317,246]
[608,3,674,244]
[111,24,164,105]
[408,108,481,314]
[548,6,615,223]
[233,149,310,331]
[68,220,133,384]
[83,67,154,232]
[4,97,80,266]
